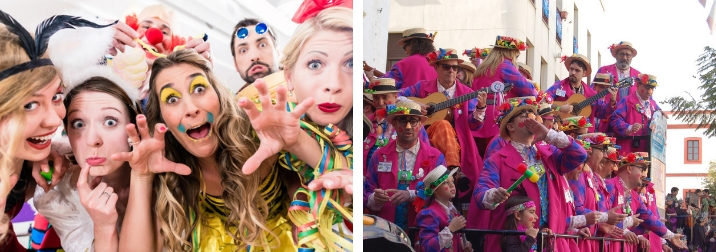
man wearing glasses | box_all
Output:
[605,152,688,250]
[230,18,280,88]
[399,48,487,214]
[364,99,446,231]
[595,41,642,102]
[381,28,438,89]
[610,74,664,155]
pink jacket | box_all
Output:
[416,202,465,252]
[363,140,445,223]
[399,79,484,198]
[609,91,658,156]
[545,79,599,133]
[384,54,438,89]
[595,64,641,102]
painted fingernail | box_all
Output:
[160,126,166,131]
[138,115,145,119]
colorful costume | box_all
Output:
[609,75,660,155]
[474,134,587,252]
[416,201,465,252]
[385,28,438,89]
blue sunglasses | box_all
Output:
[236,23,269,39]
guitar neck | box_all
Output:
[575,78,632,110]
[432,87,488,112]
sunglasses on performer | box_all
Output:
[236,23,270,39]
[439,64,460,71]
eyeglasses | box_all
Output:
[440,64,460,71]
[618,52,633,58]
[515,110,535,119]
[396,118,420,127]
[236,23,269,39]
[592,147,607,154]
[629,164,647,172]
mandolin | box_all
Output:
[552,77,633,119]
[407,82,513,125]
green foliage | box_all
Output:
[703,161,716,193]
[663,46,716,137]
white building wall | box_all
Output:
[363,0,391,73]
[380,0,609,89]
[664,112,716,194]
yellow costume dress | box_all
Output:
[190,165,296,251]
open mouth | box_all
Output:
[249,65,267,75]
[186,122,212,142]
[27,132,54,150]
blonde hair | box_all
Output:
[0,27,58,240]
[146,50,274,251]
[461,70,475,87]
[475,47,520,78]
[280,7,353,136]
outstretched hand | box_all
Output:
[111,115,191,177]
[523,118,549,144]
[237,79,315,175]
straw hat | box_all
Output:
[562,54,592,76]
[492,36,527,51]
[459,61,477,74]
[396,28,435,46]
[535,91,554,117]
[636,74,658,87]
[517,62,533,80]
[385,98,428,123]
[593,73,615,86]
[605,147,621,163]
[577,133,616,149]
[364,78,399,95]
[558,116,592,132]
[608,41,637,58]
[618,152,650,170]
[496,96,537,139]
[427,48,464,66]
[422,165,458,195]
[463,47,480,59]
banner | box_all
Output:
[651,111,668,216]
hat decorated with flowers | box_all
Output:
[413,165,458,211]
[385,98,427,123]
[364,78,399,95]
[636,74,658,87]
[577,133,616,149]
[535,91,554,117]
[397,28,436,46]
[560,54,592,76]
[618,152,650,170]
[496,96,537,139]
[558,116,592,132]
[427,48,464,65]
[608,41,637,58]
[463,47,481,59]
[492,35,527,51]
[605,147,621,163]
[593,73,616,86]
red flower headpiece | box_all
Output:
[627,153,637,163]
[578,117,587,127]
[292,0,353,24]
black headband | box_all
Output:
[0,59,53,82]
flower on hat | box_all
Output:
[375,109,387,121]
[496,36,527,50]
[499,102,512,111]
[596,134,606,143]
[427,51,438,62]
[578,117,587,127]
[607,151,619,161]
[627,153,637,163]
[560,55,568,63]
[463,48,479,58]
[639,74,649,85]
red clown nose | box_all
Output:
[145,27,164,45]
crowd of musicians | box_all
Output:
[362,28,689,252]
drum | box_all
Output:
[363,214,415,252]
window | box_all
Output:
[542,0,549,25]
[385,33,407,71]
[684,137,702,164]
[556,8,562,45]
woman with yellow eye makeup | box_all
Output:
[116,49,298,252]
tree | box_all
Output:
[703,161,716,193]
[663,46,716,138]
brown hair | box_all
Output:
[475,47,520,77]
[501,195,533,244]
[63,76,141,127]
[146,49,273,251]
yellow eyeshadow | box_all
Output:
[160,88,182,103]
[189,76,209,93]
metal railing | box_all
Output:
[408,228,630,252]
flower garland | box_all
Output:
[412,170,450,212]
[619,152,648,167]
[495,97,535,124]
[386,104,411,116]
[637,74,657,86]
[463,48,479,58]
[480,48,491,58]
[607,41,627,51]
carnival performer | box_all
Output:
[463,47,489,69]
[230,18,280,87]
[567,133,627,252]
[610,74,662,156]
[382,28,437,89]
[457,61,476,88]
[591,73,618,133]
[546,54,617,133]
[472,36,537,157]
[414,165,473,252]
[500,196,552,252]
[0,10,115,249]
[474,97,587,252]
[594,41,642,102]
[363,78,429,172]
[636,177,665,252]
[364,99,445,231]
[399,48,487,214]
[605,152,688,251]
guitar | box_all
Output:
[552,77,633,119]
[407,82,514,125]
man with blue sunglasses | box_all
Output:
[230,18,280,87]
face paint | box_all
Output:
[517,122,525,128]
[178,124,186,133]
[160,87,181,104]
[207,112,214,123]
[189,76,209,94]
[397,127,404,133]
